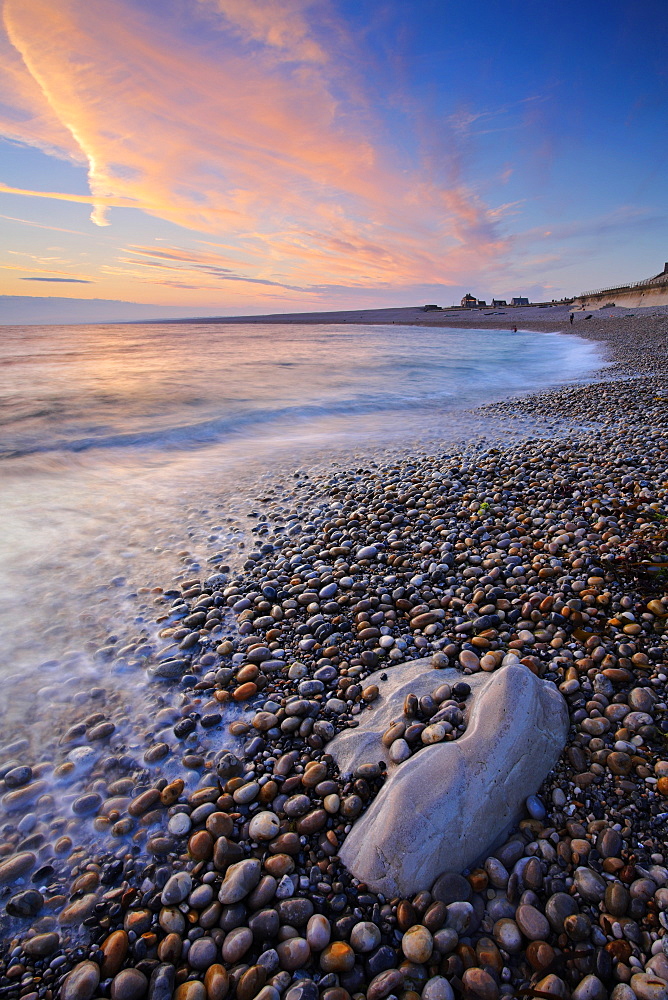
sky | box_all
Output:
[1,0,667,323]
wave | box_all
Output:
[0,392,461,459]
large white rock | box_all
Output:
[330,658,567,897]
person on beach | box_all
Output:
[570,313,574,325]
[511,325,517,332]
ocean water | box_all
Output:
[0,321,602,759]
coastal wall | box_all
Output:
[575,269,668,310]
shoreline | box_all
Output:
[1,312,668,1000]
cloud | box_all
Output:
[20,276,93,282]
[0,213,93,236]
[0,0,511,292]
[200,0,329,64]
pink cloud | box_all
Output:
[1,0,511,294]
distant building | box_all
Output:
[422,304,441,311]
[476,299,488,307]
[461,293,478,308]
[511,296,529,306]
[492,299,507,307]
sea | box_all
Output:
[0,321,603,773]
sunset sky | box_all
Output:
[1,0,666,322]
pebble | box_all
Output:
[60,961,100,1000]
[5,322,668,1000]
[401,925,433,963]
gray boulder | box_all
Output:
[330,658,567,897]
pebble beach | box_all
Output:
[1,307,668,1000]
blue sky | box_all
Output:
[1,0,666,321]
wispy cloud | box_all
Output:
[20,276,93,282]
[0,0,510,294]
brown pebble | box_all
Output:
[367,969,404,1000]
[264,854,295,876]
[101,929,129,977]
[128,788,161,816]
[236,966,266,1000]
[397,899,418,931]
[206,812,234,837]
[533,975,568,998]
[526,940,556,971]
[189,830,214,859]
[233,682,258,701]
[0,851,36,884]
[175,983,207,1000]
[461,968,498,1000]
[160,779,184,806]
[204,965,229,1000]
[60,961,100,1000]
[22,932,60,957]
[320,942,356,973]
[59,893,98,925]
[276,936,310,970]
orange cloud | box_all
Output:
[200,0,328,64]
[1,0,510,294]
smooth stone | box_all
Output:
[444,901,475,934]
[571,976,607,1000]
[167,813,192,836]
[237,966,267,1000]
[189,936,218,969]
[22,932,60,956]
[284,983,318,1000]
[545,892,579,933]
[161,871,192,904]
[367,970,405,1000]
[432,872,472,905]
[61,961,100,1000]
[174,984,206,1000]
[320,942,356,973]
[461,968,499,1000]
[110,969,148,1000]
[0,851,36,884]
[432,929,458,954]
[101,930,130,977]
[6,888,43,918]
[534,975,568,998]
[276,937,311,971]
[148,965,175,1000]
[350,921,382,953]
[493,918,522,953]
[249,811,281,842]
[574,867,607,903]
[277,897,314,926]
[389,738,411,763]
[306,913,331,951]
[222,926,253,964]
[59,893,98,925]
[331,659,567,895]
[526,794,546,820]
[218,859,262,903]
[630,974,668,1000]
[204,965,229,1000]
[249,907,280,940]
[516,903,550,940]
[401,925,433,963]
[610,989,638,1000]
[422,977,455,1000]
